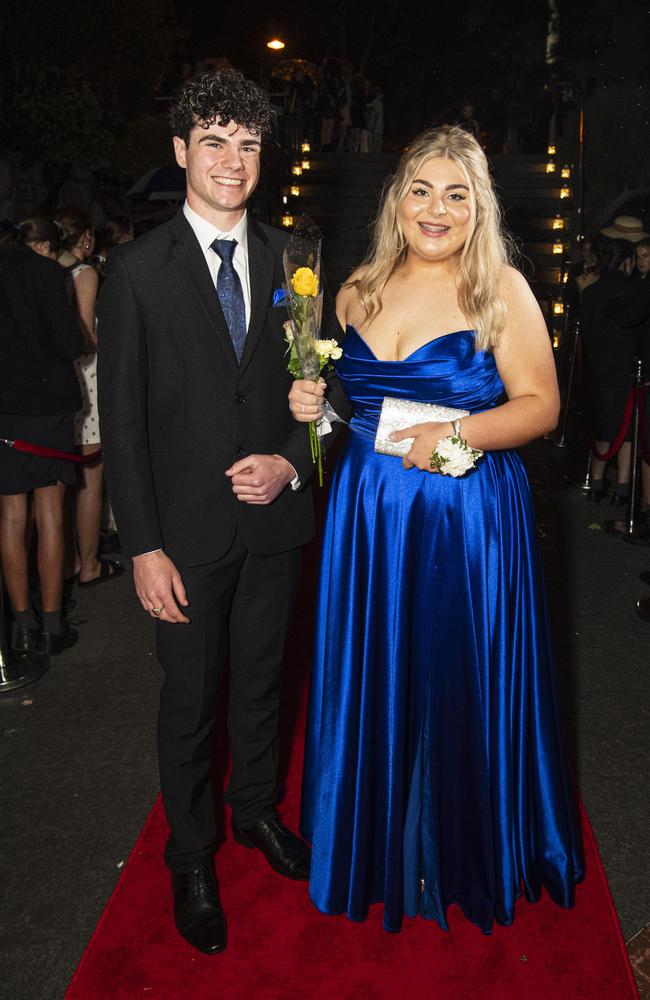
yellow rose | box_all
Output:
[291,267,319,297]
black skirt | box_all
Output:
[0,413,78,494]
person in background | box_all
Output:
[580,236,637,502]
[0,217,84,654]
[603,236,650,518]
[349,74,369,153]
[91,216,135,279]
[563,235,597,317]
[366,84,384,153]
[56,207,124,588]
[634,237,650,280]
[317,59,346,152]
[90,215,135,551]
[455,101,480,139]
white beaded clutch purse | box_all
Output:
[374,397,469,457]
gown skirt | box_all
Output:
[300,327,584,934]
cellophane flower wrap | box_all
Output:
[283,216,341,486]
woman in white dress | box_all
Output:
[57,207,123,587]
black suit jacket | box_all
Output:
[0,244,84,415]
[97,211,351,565]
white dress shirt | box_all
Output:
[183,201,251,330]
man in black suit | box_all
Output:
[97,69,349,955]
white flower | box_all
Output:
[431,436,483,477]
[283,321,295,344]
[314,338,341,359]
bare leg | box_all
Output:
[32,483,66,612]
[0,493,30,612]
[590,443,610,484]
[616,442,631,485]
[76,445,104,583]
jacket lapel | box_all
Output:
[239,221,275,373]
[168,212,238,366]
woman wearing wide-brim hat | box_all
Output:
[600,215,649,243]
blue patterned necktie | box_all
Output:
[211,238,247,362]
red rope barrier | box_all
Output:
[589,386,635,461]
[0,438,101,464]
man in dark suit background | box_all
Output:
[97,69,349,955]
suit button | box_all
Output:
[234,446,246,458]
[235,394,245,404]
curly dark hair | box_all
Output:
[169,69,273,144]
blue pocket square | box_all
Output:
[273,287,288,307]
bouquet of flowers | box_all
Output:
[282,216,341,485]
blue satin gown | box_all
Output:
[301,327,584,934]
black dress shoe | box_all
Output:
[232,812,311,880]
[35,623,79,656]
[172,859,226,954]
[12,624,42,654]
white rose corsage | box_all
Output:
[429,419,483,477]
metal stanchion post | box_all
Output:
[0,567,49,694]
[602,359,646,540]
[622,359,647,545]
[551,318,580,449]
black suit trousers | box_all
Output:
[156,529,301,873]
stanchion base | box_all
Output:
[0,649,49,694]
[564,475,592,493]
[622,531,650,547]
[601,519,650,544]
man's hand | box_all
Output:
[225,454,295,504]
[288,378,326,422]
[133,550,190,623]
[390,421,453,471]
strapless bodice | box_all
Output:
[336,326,505,439]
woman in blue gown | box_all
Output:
[289,126,584,934]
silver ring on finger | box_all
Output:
[151,606,163,616]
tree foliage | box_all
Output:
[0,0,177,166]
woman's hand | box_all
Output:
[390,421,453,471]
[289,378,326,422]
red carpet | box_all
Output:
[66,692,638,1000]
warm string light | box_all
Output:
[282,213,294,228]
[553,334,560,349]
[267,39,285,50]
[290,185,300,197]
[560,186,571,199]
[301,141,311,153]
[552,215,565,230]
[552,241,564,255]
[553,301,564,315]
[561,165,571,179]
[292,164,303,176]
[546,161,556,174]
[301,159,311,171]
[547,143,556,155]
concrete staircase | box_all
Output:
[282,150,573,332]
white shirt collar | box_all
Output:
[182,201,248,258]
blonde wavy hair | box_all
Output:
[352,125,514,351]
